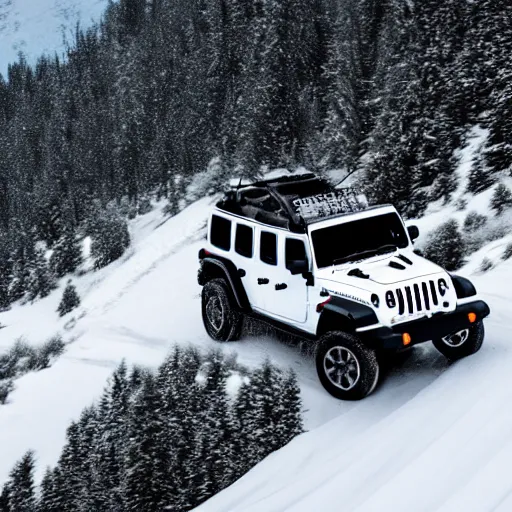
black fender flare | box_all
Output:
[198,254,251,311]
[317,295,378,337]
[450,274,477,299]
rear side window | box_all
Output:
[286,238,307,270]
[210,215,231,251]
[235,224,253,258]
[260,231,278,265]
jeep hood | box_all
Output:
[317,251,445,286]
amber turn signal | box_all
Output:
[468,312,477,324]
[403,333,412,346]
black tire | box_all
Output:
[316,331,380,401]
[433,321,484,360]
[202,278,243,342]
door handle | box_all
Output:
[275,283,288,291]
[258,278,269,285]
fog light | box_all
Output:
[468,312,477,324]
[403,333,412,346]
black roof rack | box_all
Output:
[217,173,368,233]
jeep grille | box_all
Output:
[394,280,441,316]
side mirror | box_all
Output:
[407,225,420,243]
[287,259,309,275]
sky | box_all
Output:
[0,0,109,78]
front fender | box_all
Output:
[317,296,378,337]
[450,274,477,299]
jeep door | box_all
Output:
[224,220,263,312]
[256,229,309,323]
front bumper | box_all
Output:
[361,300,490,350]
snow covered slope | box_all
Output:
[0,198,347,485]
[0,0,108,77]
[1,184,511,511]
[198,263,512,512]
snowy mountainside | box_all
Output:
[0,0,108,77]
[195,137,512,511]
[1,150,512,510]
[198,261,512,512]
[0,197,345,485]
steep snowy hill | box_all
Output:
[0,0,108,77]
[0,197,346,485]
[198,263,512,512]
[0,181,511,511]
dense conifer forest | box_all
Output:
[0,0,511,309]
[0,348,303,511]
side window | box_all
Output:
[210,215,232,251]
[286,238,308,270]
[235,224,253,258]
[260,231,278,266]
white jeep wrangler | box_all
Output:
[198,174,490,400]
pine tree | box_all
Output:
[50,226,83,278]
[250,360,285,459]
[158,347,202,511]
[90,210,130,270]
[466,156,496,194]
[490,184,512,215]
[188,351,234,506]
[3,451,36,512]
[27,248,56,302]
[38,468,63,512]
[123,373,171,512]
[233,380,258,474]
[277,370,304,447]
[463,212,487,233]
[57,280,80,317]
[89,362,130,511]
[423,219,465,271]
[8,245,33,303]
[0,248,12,311]
[53,408,99,512]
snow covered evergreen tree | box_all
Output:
[90,210,130,270]
[27,248,56,302]
[50,227,83,278]
[38,468,64,512]
[1,451,36,512]
[57,280,80,317]
[123,373,171,512]
[277,370,304,447]
[490,184,512,216]
[466,156,496,194]
[463,212,487,233]
[423,219,465,271]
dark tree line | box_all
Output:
[1,0,511,305]
[0,348,303,511]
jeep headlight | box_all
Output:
[371,294,380,308]
[438,279,448,296]
[385,291,396,308]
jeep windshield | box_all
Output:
[311,212,409,268]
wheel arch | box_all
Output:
[317,296,379,338]
[198,255,251,311]
[450,274,477,299]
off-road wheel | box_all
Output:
[433,321,484,360]
[202,278,243,342]
[316,331,380,401]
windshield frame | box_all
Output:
[308,207,410,270]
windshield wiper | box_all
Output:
[332,244,397,266]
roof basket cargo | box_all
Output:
[218,173,368,232]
